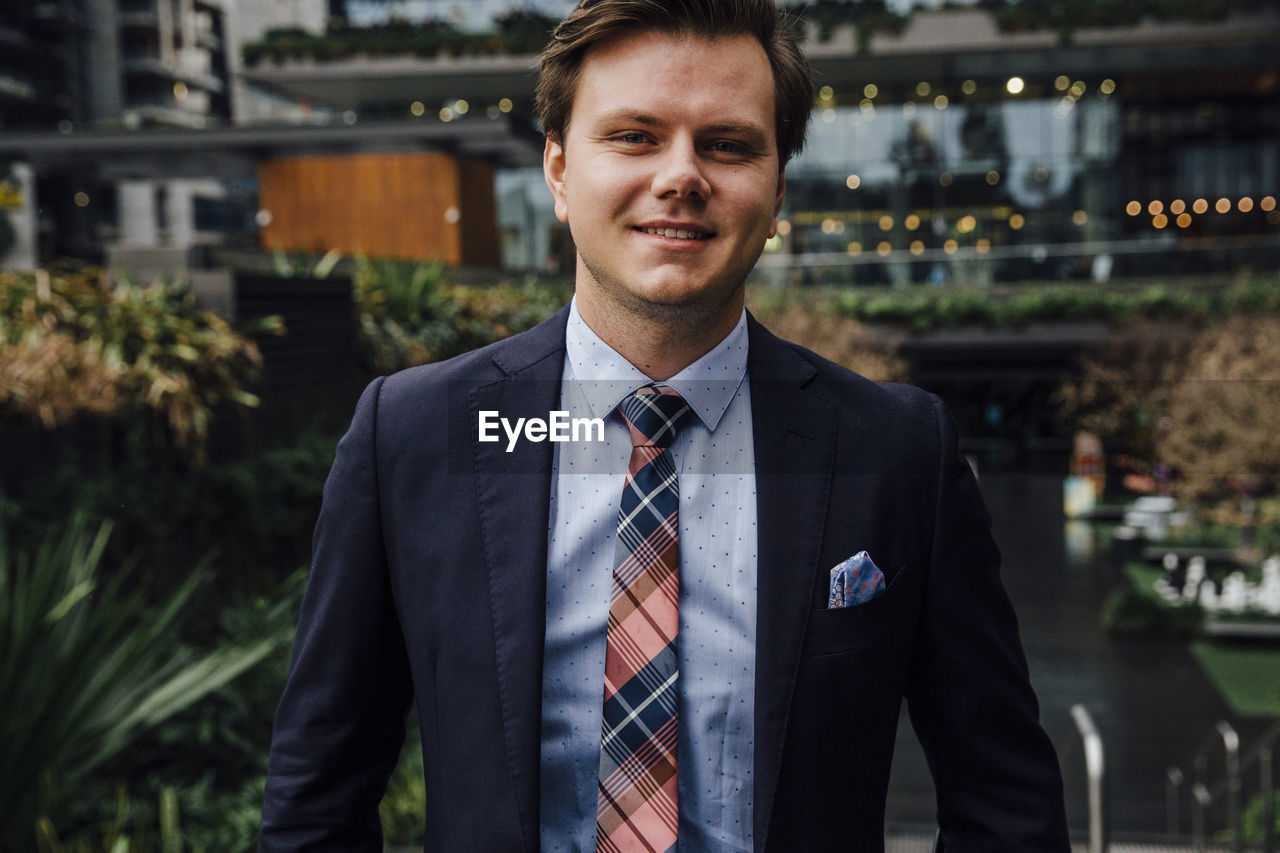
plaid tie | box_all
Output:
[596,386,690,853]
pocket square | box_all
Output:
[828,551,886,609]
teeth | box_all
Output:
[642,227,709,240]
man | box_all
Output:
[260,1,1070,850]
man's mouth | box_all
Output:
[637,226,712,240]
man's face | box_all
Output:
[543,30,785,335]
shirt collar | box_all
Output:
[564,297,748,432]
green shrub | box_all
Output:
[0,511,279,850]
[819,276,1280,333]
[1243,791,1280,846]
[379,718,426,846]
[1101,585,1204,637]
[241,14,559,65]
[2,429,338,599]
[353,257,570,374]
[0,266,277,459]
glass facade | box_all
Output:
[762,73,1279,287]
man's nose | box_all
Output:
[651,139,711,200]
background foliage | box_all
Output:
[7,252,1280,848]
[1057,314,1280,509]
[0,513,281,852]
[0,266,275,457]
[353,257,571,374]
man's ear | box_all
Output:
[543,136,570,224]
[769,168,787,239]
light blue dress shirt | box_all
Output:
[540,299,758,852]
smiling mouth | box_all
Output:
[637,226,712,240]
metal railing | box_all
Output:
[1064,703,1110,853]
[1169,720,1251,852]
[1172,718,1280,852]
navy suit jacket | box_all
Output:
[260,305,1069,852]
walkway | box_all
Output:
[883,473,1273,841]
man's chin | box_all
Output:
[621,282,746,330]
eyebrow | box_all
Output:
[592,111,770,147]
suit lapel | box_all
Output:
[471,306,569,852]
[746,316,838,853]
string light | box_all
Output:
[976,239,991,253]
[905,214,921,231]
[1153,214,1168,228]
[863,83,878,99]
[916,81,931,97]
[1216,198,1231,213]
[986,171,1000,186]
[1100,79,1116,95]
[410,100,425,117]
[1148,200,1163,216]
[845,174,861,190]
[498,98,513,113]
[910,240,925,255]
[1072,210,1088,226]
[961,80,976,95]
[846,241,862,256]
[943,239,958,254]
[1170,199,1186,215]
[1126,201,1142,216]
[1239,197,1254,213]
[1260,196,1276,212]
[876,241,892,256]
[878,215,894,231]
[1177,213,1192,228]
[1009,214,1025,230]
[1006,76,1025,95]
[1193,198,1209,214]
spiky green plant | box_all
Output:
[0,512,275,849]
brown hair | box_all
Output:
[535,0,813,165]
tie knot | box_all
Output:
[619,386,690,450]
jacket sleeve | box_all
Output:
[260,376,415,851]
[904,395,1071,851]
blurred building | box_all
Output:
[344,0,574,30]
[2,2,1278,281]
[241,4,1280,279]
[0,0,329,272]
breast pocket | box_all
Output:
[802,564,913,657]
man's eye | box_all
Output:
[709,141,746,154]
[617,132,649,145]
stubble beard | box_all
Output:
[576,249,755,341]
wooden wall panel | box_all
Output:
[458,157,499,266]
[257,151,500,266]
